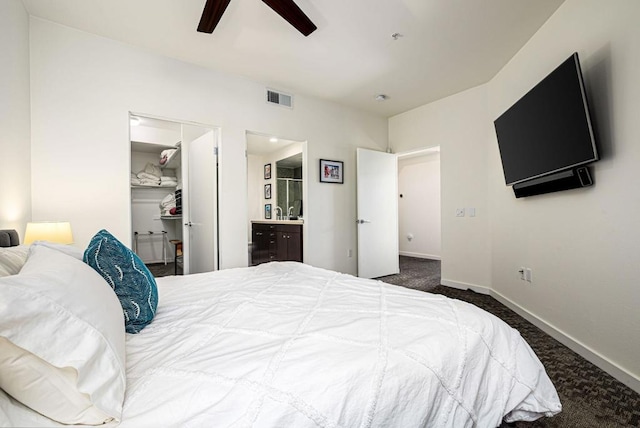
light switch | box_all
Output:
[468,207,476,217]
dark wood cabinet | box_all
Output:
[276,224,302,262]
[251,222,302,265]
[251,223,277,265]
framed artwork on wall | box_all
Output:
[264,184,272,199]
[265,204,272,219]
[319,159,344,184]
[264,163,272,180]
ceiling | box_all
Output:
[21,0,564,118]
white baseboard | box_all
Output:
[490,290,640,394]
[399,251,441,261]
[440,278,491,295]
[441,278,640,394]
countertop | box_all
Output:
[251,219,304,225]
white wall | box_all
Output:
[28,18,387,274]
[247,154,264,238]
[487,0,640,389]
[390,0,640,391]
[398,153,441,259]
[0,0,31,235]
[389,85,492,290]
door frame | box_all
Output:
[245,131,308,266]
[395,145,442,262]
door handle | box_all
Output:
[356,219,371,224]
[184,222,193,227]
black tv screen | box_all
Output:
[494,53,598,186]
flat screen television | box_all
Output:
[494,53,598,191]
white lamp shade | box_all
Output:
[24,222,74,245]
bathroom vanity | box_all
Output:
[251,220,303,265]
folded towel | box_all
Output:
[159,181,178,187]
[135,180,160,187]
[143,162,162,178]
[160,176,178,182]
[160,149,177,159]
[160,194,176,208]
[137,172,160,181]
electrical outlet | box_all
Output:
[347,249,353,258]
[525,268,532,282]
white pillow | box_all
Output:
[0,245,29,277]
[30,240,84,260]
[0,246,126,424]
[0,337,112,425]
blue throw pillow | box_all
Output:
[83,229,158,333]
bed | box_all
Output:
[0,229,561,427]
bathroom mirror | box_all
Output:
[246,132,305,222]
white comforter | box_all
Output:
[1,262,560,427]
[119,262,560,427]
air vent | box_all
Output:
[266,89,293,108]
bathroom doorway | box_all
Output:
[245,131,307,265]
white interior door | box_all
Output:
[181,125,218,274]
[357,148,399,278]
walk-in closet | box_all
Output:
[129,114,219,276]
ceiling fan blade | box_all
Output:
[262,0,317,36]
[197,0,232,34]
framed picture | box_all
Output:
[319,159,344,184]
[264,183,271,199]
[265,204,272,219]
[264,163,272,180]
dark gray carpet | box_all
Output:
[146,262,182,277]
[376,256,441,290]
[377,256,640,428]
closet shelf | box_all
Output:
[160,215,182,220]
[131,184,178,189]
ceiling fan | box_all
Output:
[197,0,317,37]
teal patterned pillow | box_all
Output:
[83,230,158,333]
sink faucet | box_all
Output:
[288,206,294,219]
[274,206,283,220]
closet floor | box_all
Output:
[146,262,182,278]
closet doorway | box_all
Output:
[129,113,219,276]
